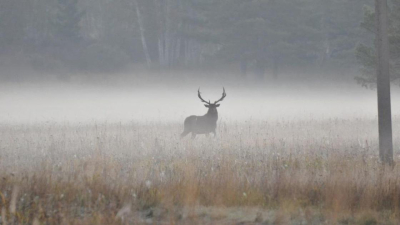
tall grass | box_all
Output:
[0,119,399,224]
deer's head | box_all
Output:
[198,88,227,114]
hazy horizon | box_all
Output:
[2,72,399,125]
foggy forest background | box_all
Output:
[2,0,400,84]
[4,1,400,223]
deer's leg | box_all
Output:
[181,130,190,138]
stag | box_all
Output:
[181,88,227,139]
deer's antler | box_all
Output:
[198,88,210,105]
[214,88,226,104]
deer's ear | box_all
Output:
[216,104,220,107]
[204,105,210,108]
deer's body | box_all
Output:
[181,111,218,138]
[181,88,226,139]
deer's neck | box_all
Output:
[205,110,218,120]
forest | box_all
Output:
[3,1,400,224]
[1,0,391,81]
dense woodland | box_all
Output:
[2,0,400,81]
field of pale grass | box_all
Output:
[1,118,400,224]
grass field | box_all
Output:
[0,118,400,224]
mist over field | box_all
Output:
[4,74,400,223]
[3,0,400,223]
[2,76,399,124]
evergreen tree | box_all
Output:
[53,0,85,44]
[311,0,372,69]
[356,0,400,87]
[0,0,28,52]
[205,0,321,79]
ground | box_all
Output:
[0,119,400,224]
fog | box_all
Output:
[0,0,384,126]
[2,78,399,124]
[3,0,400,223]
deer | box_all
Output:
[181,88,227,139]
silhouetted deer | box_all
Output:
[181,88,227,139]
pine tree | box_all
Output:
[0,0,28,52]
[53,0,84,44]
[207,0,320,79]
[356,0,400,87]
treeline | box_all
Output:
[356,0,400,87]
[0,0,376,78]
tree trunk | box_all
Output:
[255,60,265,80]
[164,0,171,67]
[158,38,164,66]
[375,0,393,165]
[175,38,181,65]
[184,40,190,65]
[272,55,279,80]
[134,0,152,67]
[240,59,247,78]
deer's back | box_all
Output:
[184,115,217,134]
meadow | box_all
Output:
[1,118,400,224]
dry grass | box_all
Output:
[0,118,400,224]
